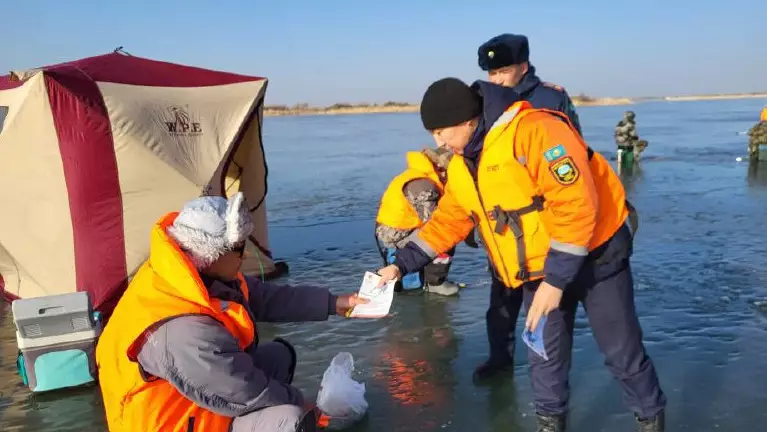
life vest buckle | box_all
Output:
[491,206,506,234]
[492,205,523,238]
[490,198,547,284]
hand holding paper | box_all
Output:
[334,294,369,317]
[376,264,401,287]
[346,272,396,318]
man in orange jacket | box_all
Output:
[96,192,366,432]
[377,78,666,431]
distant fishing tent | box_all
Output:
[0,51,283,314]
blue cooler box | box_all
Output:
[12,292,102,392]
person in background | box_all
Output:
[478,33,582,135]
[470,33,584,381]
[377,77,666,431]
[748,106,767,162]
[96,192,367,432]
[615,111,649,163]
[375,147,462,296]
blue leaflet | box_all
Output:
[522,314,549,361]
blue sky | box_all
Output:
[2,0,764,106]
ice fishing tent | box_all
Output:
[0,51,283,314]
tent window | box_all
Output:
[0,106,8,134]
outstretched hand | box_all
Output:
[376,264,401,287]
[335,293,369,317]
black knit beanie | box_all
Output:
[420,77,482,130]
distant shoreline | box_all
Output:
[263,92,767,117]
[662,93,767,102]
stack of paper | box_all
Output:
[348,272,396,318]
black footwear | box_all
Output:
[636,410,665,432]
[472,355,514,382]
[297,408,318,432]
[536,413,566,432]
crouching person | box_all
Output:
[375,147,461,296]
[96,193,366,432]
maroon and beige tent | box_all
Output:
[0,51,284,314]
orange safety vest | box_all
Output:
[96,212,256,432]
[761,107,767,122]
[446,102,628,288]
[376,151,444,230]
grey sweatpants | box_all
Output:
[232,341,311,432]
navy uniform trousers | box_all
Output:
[484,71,582,364]
[486,271,524,361]
[521,224,666,418]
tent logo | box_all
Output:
[163,105,202,136]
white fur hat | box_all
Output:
[167,192,254,269]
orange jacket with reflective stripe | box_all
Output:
[376,151,444,230]
[414,101,628,288]
[95,212,256,432]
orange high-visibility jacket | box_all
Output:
[410,101,629,288]
[96,212,255,432]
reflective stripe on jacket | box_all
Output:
[412,101,628,288]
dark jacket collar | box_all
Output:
[200,274,246,305]
[462,80,523,162]
[510,65,541,98]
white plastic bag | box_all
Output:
[316,352,368,429]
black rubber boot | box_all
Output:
[636,410,665,432]
[536,413,566,432]
[472,354,514,382]
[297,409,318,432]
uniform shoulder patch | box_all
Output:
[542,81,564,92]
[544,144,567,162]
[549,156,579,185]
